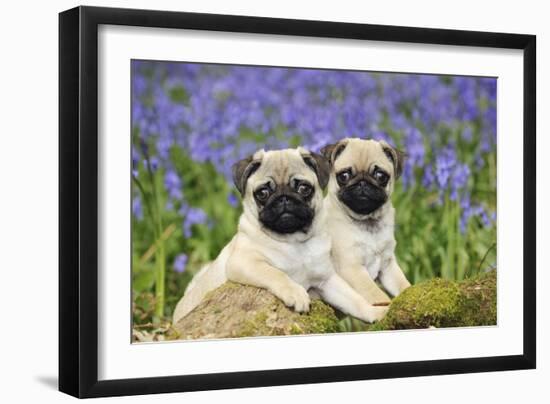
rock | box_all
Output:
[171,282,340,340]
[171,270,496,340]
[370,270,496,331]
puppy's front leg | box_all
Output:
[226,255,310,313]
[338,264,391,305]
[318,274,388,323]
[378,257,411,297]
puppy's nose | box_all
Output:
[358,180,368,191]
[278,195,294,210]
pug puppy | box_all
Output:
[172,147,388,324]
[321,138,411,305]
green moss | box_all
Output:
[289,323,304,335]
[236,311,271,337]
[372,270,497,331]
[456,270,497,326]
[174,271,496,339]
[298,300,341,333]
[254,311,269,323]
[237,321,260,337]
[234,299,340,337]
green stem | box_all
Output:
[441,197,448,279]
[457,215,466,281]
[445,194,456,280]
[132,175,156,226]
[140,151,166,323]
[154,237,166,321]
[489,152,497,193]
[152,170,166,322]
[452,199,460,280]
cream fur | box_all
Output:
[172,148,388,325]
[324,138,411,304]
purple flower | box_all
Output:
[132,196,143,220]
[131,60,497,233]
[435,147,457,190]
[227,193,239,207]
[173,254,188,273]
[164,169,183,201]
[480,211,491,227]
[422,165,435,189]
[450,163,470,201]
[462,126,473,142]
[132,147,140,169]
[402,127,425,188]
[143,157,159,172]
[459,195,493,233]
[371,130,393,145]
[180,206,208,238]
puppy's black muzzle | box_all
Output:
[259,194,314,234]
[339,179,387,215]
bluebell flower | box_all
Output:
[402,127,425,188]
[422,165,435,189]
[173,254,188,273]
[131,60,497,230]
[180,206,208,238]
[132,148,140,170]
[371,130,393,145]
[143,157,159,172]
[132,196,143,220]
[164,169,183,201]
[462,126,473,142]
[227,193,239,207]
[450,163,470,201]
[435,146,457,190]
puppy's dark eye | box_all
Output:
[373,168,389,186]
[297,183,312,197]
[337,170,352,185]
[254,187,271,201]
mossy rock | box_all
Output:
[171,271,496,340]
[171,282,340,340]
[370,270,497,331]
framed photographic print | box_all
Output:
[59,6,536,398]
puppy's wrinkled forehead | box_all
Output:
[335,139,394,174]
[251,149,316,186]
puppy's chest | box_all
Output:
[354,227,395,279]
[262,235,332,287]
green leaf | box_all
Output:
[134,269,156,292]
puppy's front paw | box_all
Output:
[274,284,310,313]
[365,305,389,323]
[365,288,391,305]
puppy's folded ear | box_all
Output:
[232,155,262,195]
[380,141,406,179]
[320,140,347,166]
[301,152,331,189]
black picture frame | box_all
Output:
[59,5,536,398]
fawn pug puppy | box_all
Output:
[172,147,388,324]
[321,138,411,305]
